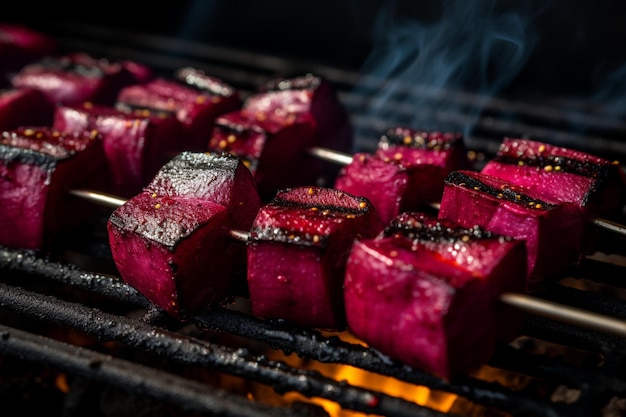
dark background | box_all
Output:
[5,0,626,105]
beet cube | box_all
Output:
[116,72,241,152]
[108,192,232,320]
[481,138,626,220]
[0,87,55,130]
[209,110,317,200]
[0,126,107,250]
[334,128,470,225]
[247,186,384,329]
[244,73,353,187]
[53,102,182,197]
[11,52,136,106]
[344,212,527,379]
[438,170,585,292]
[145,151,260,233]
[144,151,261,291]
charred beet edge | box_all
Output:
[0,126,107,250]
[335,126,471,225]
[53,102,182,197]
[247,186,384,329]
[439,170,585,292]
[385,211,504,242]
[175,66,237,97]
[108,192,232,320]
[378,128,463,151]
[11,53,137,106]
[115,72,241,152]
[481,138,626,221]
[445,170,558,210]
[344,211,527,380]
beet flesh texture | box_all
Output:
[247,186,384,329]
[0,87,55,130]
[11,52,136,106]
[344,211,527,379]
[438,170,585,292]
[0,24,57,83]
[243,73,354,188]
[144,151,261,291]
[0,127,107,250]
[53,102,182,197]
[481,138,626,221]
[115,74,241,152]
[334,128,470,225]
[108,192,232,320]
[209,110,317,201]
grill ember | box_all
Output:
[2,22,626,417]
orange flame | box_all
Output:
[254,330,457,416]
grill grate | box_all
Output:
[2,20,626,417]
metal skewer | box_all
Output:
[71,186,626,338]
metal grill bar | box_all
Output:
[0,282,449,417]
[0,324,328,417]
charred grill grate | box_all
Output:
[2,20,626,417]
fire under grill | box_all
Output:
[3,19,626,417]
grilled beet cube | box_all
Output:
[344,212,527,379]
[11,52,136,106]
[116,72,241,152]
[145,151,260,232]
[53,102,182,197]
[0,126,107,250]
[243,73,353,187]
[108,192,232,320]
[335,128,470,225]
[0,87,55,130]
[247,186,384,329]
[481,138,626,220]
[145,151,261,291]
[0,24,57,84]
[439,170,585,292]
[209,110,317,200]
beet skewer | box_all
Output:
[70,185,626,339]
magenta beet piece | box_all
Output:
[481,137,626,220]
[0,87,55,129]
[116,72,241,152]
[244,73,353,187]
[145,151,260,233]
[108,192,232,320]
[247,186,384,329]
[145,151,261,291]
[11,52,136,106]
[209,110,317,200]
[438,170,585,292]
[0,24,57,81]
[53,102,182,197]
[344,212,527,379]
[0,126,107,250]
[334,128,470,225]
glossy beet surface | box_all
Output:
[439,170,585,292]
[0,126,107,250]
[481,137,626,220]
[108,192,232,320]
[335,127,470,225]
[247,186,384,329]
[11,52,136,106]
[344,211,526,379]
[53,102,182,197]
[116,74,241,152]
